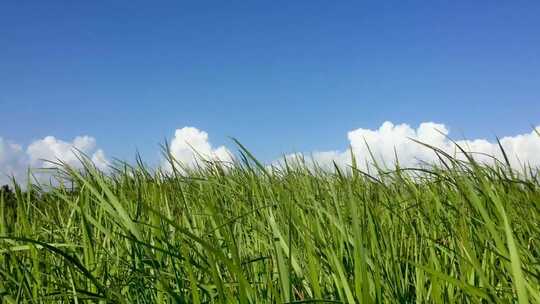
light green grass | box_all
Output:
[1,142,539,303]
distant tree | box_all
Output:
[1,185,15,201]
[1,184,16,235]
[1,184,12,194]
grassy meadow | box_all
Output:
[1,141,540,303]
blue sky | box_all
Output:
[1,1,539,164]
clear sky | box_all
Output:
[1,1,539,164]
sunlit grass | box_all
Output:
[1,141,539,303]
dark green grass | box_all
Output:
[1,143,539,303]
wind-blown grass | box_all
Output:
[1,142,539,303]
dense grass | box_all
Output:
[1,143,540,303]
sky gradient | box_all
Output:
[1,1,539,165]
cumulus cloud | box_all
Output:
[163,127,233,172]
[0,138,28,185]
[0,135,109,185]
[278,121,540,171]
[2,123,539,184]
[27,136,109,171]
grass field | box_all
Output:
[1,142,539,303]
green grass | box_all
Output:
[1,142,539,303]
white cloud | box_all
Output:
[27,135,108,170]
[0,138,28,185]
[91,149,109,171]
[2,123,539,185]
[279,121,540,172]
[163,127,233,172]
[0,135,109,186]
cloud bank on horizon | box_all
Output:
[278,122,540,171]
[1,121,540,184]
